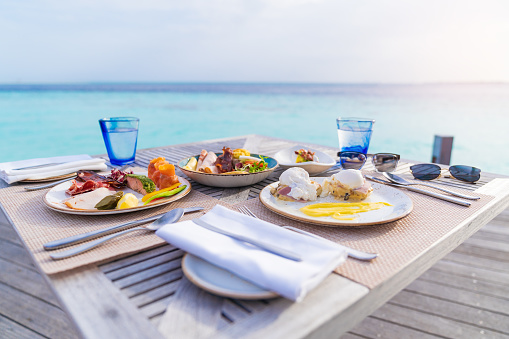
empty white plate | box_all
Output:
[182,254,279,299]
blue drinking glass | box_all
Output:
[99,117,139,165]
[336,117,375,154]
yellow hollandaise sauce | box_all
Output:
[299,202,392,220]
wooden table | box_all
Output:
[2,134,509,339]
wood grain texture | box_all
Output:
[0,316,47,339]
[157,276,224,338]
[50,267,164,339]
[0,283,75,338]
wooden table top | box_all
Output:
[2,134,509,339]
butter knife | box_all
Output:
[43,207,204,250]
[366,176,471,207]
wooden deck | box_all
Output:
[1,206,507,339]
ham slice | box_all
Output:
[64,187,114,210]
[196,150,208,170]
[198,152,219,174]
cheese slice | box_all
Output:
[64,187,114,210]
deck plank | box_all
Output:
[0,257,61,307]
[0,282,77,339]
[368,302,509,338]
[0,315,46,339]
[0,239,37,270]
[345,315,443,339]
[418,269,509,300]
[389,290,509,333]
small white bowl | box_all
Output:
[274,145,336,175]
[177,153,278,188]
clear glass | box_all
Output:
[99,117,139,165]
[336,117,375,154]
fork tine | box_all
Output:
[243,206,259,219]
[237,206,259,219]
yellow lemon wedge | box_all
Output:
[116,193,139,209]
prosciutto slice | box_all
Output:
[65,170,121,195]
[198,152,219,173]
[66,179,112,196]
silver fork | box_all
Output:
[237,206,378,261]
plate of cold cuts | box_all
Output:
[43,170,192,215]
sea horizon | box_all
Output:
[1,82,508,175]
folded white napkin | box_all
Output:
[0,155,108,184]
[156,205,347,302]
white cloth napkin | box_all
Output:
[156,205,347,302]
[0,155,108,184]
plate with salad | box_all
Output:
[177,148,279,187]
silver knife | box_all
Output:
[193,218,303,262]
[366,175,471,207]
[13,162,65,170]
[43,207,204,250]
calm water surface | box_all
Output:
[0,83,508,175]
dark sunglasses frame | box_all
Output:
[337,151,400,172]
[410,164,481,183]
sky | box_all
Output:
[1,0,509,84]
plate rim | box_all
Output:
[43,175,192,215]
[259,180,413,227]
[182,253,279,300]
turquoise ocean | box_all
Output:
[0,83,508,175]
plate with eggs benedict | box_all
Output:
[260,168,413,227]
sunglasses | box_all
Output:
[337,151,400,172]
[410,164,481,183]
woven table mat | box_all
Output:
[235,178,494,289]
[0,186,225,275]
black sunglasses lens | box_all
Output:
[338,152,366,170]
[410,164,441,180]
[372,153,400,172]
[449,165,481,182]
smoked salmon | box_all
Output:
[158,163,180,188]
[148,157,166,178]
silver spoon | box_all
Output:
[382,172,480,200]
[50,207,187,260]
[44,207,203,250]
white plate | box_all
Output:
[182,254,279,300]
[177,153,278,188]
[259,178,413,227]
[274,145,336,175]
[43,174,192,215]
